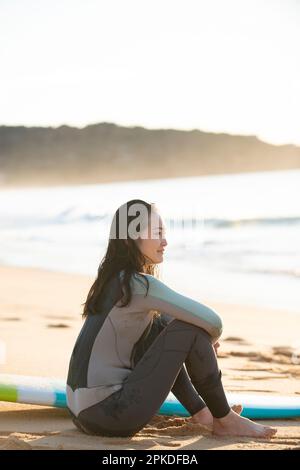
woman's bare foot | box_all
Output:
[213,409,277,439]
[189,404,243,427]
[189,406,213,426]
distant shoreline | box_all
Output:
[1,122,299,189]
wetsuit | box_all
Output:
[66,270,230,436]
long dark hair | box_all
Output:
[81,199,161,318]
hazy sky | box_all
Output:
[1,0,299,146]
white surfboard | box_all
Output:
[1,374,300,419]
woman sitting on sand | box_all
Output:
[66,199,277,439]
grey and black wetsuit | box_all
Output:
[66,270,231,437]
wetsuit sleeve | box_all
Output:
[131,273,223,343]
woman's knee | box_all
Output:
[167,319,212,338]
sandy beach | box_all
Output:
[0,264,299,450]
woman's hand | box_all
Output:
[213,341,220,355]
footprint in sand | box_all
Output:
[223,336,251,345]
[228,351,262,358]
[272,346,293,357]
[47,323,70,328]
[228,350,295,365]
[230,374,290,381]
[1,317,21,322]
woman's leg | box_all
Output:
[75,319,231,437]
[132,314,244,426]
[132,314,207,416]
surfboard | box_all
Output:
[1,374,300,419]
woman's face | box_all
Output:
[136,211,168,265]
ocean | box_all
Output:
[0,168,299,313]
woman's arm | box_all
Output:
[130,272,223,343]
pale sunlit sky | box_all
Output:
[0,0,299,146]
